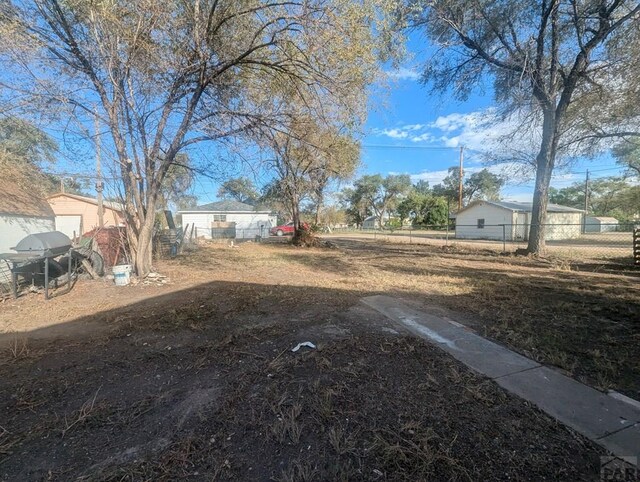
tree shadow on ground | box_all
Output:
[0,279,605,481]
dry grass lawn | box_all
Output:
[0,237,637,480]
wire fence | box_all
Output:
[327,223,640,264]
[211,227,267,240]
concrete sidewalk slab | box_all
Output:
[361,295,640,460]
[495,366,640,439]
[361,295,539,379]
[599,424,640,457]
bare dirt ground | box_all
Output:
[1,237,637,480]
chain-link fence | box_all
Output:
[209,227,267,241]
[328,223,639,263]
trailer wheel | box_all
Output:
[72,247,105,276]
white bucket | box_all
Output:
[113,264,132,286]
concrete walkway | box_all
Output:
[362,295,640,461]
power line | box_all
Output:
[43,171,120,180]
[567,166,622,175]
[362,144,464,151]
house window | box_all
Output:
[477,218,485,229]
[213,214,227,222]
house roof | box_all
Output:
[458,200,584,215]
[364,213,391,222]
[178,200,270,213]
[586,216,618,222]
[0,160,55,218]
[47,192,124,212]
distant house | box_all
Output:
[585,216,619,233]
[362,213,392,229]
[362,215,378,229]
[177,200,277,239]
[455,200,584,241]
[47,193,125,238]
[0,167,55,254]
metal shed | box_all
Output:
[584,216,619,233]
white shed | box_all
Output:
[455,200,584,241]
[362,213,391,229]
[362,215,378,229]
[177,200,277,240]
[584,216,618,233]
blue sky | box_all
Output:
[361,76,624,204]
[48,36,625,205]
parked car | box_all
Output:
[269,221,310,236]
[270,222,295,236]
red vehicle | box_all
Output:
[270,221,295,236]
[269,221,309,236]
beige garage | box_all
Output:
[455,201,584,241]
[47,193,125,238]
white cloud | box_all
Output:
[386,67,421,81]
[409,169,453,185]
[503,192,534,202]
[430,112,483,132]
[410,133,435,142]
[374,128,409,139]
[372,108,513,151]
[405,161,533,187]
[441,136,460,148]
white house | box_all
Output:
[362,213,392,229]
[455,200,584,241]
[177,200,277,239]
[585,216,619,233]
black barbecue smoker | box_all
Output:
[0,231,74,300]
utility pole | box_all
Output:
[583,168,589,233]
[458,146,464,211]
[95,107,104,228]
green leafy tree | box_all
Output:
[550,176,640,222]
[465,170,504,203]
[613,141,640,177]
[413,180,431,195]
[341,187,371,227]
[217,177,259,205]
[397,189,448,227]
[349,174,412,228]
[0,116,88,195]
[0,117,57,165]
[549,186,584,208]
[432,167,503,207]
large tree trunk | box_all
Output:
[314,193,322,226]
[291,194,303,243]
[527,109,558,255]
[134,219,155,276]
[123,193,156,277]
[377,209,385,230]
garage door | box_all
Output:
[55,215,82,239]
